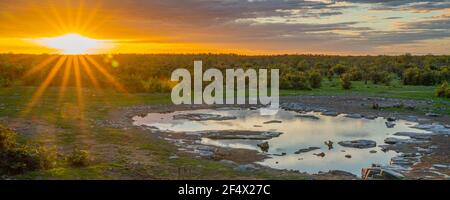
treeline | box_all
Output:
[0,53,449,93]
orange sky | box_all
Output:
[0,0,449,55]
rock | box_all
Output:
[433,164,449,169]
[380,169,405,180]
[263,120,282,124]
[173,113,236,121]
[426,113,441,117]
[412,124,450,135]
[393,132,434,140]
[169,155,179,159]
[345,154,352,158]
[365,115,377,120]
[257,142,270,152]
[313,152,325,157]
[205,130,283,140]
[338,140,376,149]
[385,121,396,128]
[384,137,417,145]
[234,164,258,172]
[295,114,320,120]
[344,114,363,119]
[294,147,320,154]
[322,111,339,116]
[324,140,334,150]
[386,117,397,122]
[362,167,404,180]
[369,150,377,153]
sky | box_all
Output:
[0,0,449,55]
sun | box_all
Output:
[36,33,102,54]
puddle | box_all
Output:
[133,108,429,176]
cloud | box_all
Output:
[0,0,449,54]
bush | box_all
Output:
[66,148,90,167]
[0,125,56,175]
[436,81,450,98]
[331,64,348,76]
[341,73,352,90]
[281,71,310,90]
[308,70,322,88]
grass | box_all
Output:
[0,79,448,179]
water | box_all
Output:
[133,108,428,176]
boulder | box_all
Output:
[386,117,397,122]
[385,121,396,128]
[338,140,376,149]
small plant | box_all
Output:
[340,73,352,90]
[66,148,90,167]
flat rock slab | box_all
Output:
[322,111,339,116]
[173,113,236,121]
[263,120,282,124]
[344,114,363,119]
[295,115,320,120]
[204,130,283,140]
[294,146,321,154]
[338,139,376,149]
[393,132,434,140]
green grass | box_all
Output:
[0,79,448,179]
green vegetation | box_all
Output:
[340,73,352,90]
[66,148,90,167]
[436,81,450,98]
[0,125,56,175]
[1,54,449,93]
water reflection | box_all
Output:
[133,108,428,175]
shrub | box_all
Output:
[436,81,450,98]
[308,70,322,88]
[281,71,310,90]
[0,125,16,150]
[66,148,90,167]
[331,64,348,76]
[341,73,352,90]
[0,125,56,175]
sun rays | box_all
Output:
[22,55,127,118]
[14,1,126,117]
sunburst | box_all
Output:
[21,1,126,118]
